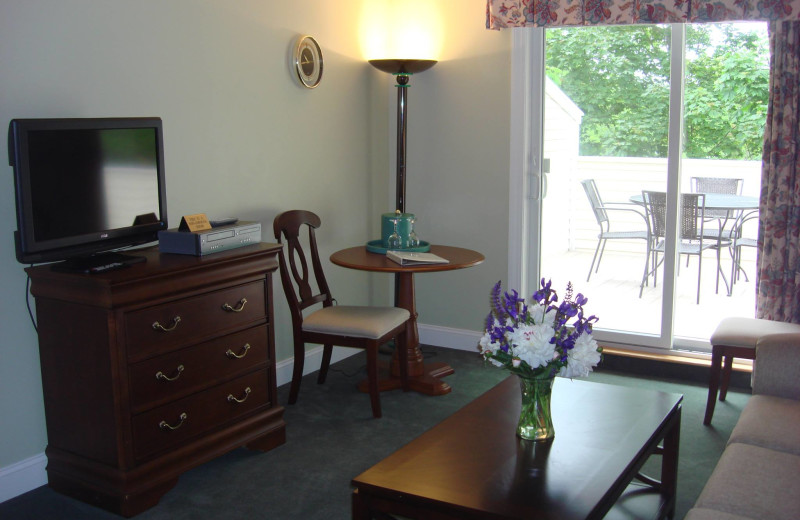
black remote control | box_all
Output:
[210,217,239,227]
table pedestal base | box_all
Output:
[329,246,485,400]
[358,359,453,396]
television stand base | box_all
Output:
[51,252,146,274]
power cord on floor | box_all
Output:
[329,365,367,378]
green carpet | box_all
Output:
[0,346,750,519]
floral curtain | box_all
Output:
[486,0,800,29]
[757,21,800,323]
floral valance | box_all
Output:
[486,0,800,29]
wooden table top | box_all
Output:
[330,245,484,274]
[352,376,682,519]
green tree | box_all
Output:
[545,23,769,160]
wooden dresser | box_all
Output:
[26,243,286,517]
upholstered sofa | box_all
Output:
[685,332,800,520]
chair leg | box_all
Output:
[587,239,604,282]
[704,346,723,426]
[696,253,702,304]
[639,246,652,298]
[366,346,381,418]
[288,339,306,405]
[317,344,333,384]
[719,355,734,402]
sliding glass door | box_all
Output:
[516,22,767,351]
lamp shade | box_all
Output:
[368,59,437,75]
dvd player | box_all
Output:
[158,221,261,256]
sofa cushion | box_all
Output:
[729,395,800,455]
[694,443,800,520]
[685,508,756,520]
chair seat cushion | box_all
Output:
[303,306,409,339]
[711,317,800,348]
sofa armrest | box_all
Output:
[752,332,800,400]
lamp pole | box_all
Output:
[368,59,437,213]
[396,72,409,213]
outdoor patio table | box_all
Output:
[629,192,758,295]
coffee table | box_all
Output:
[352,376,682,519]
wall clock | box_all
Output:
[294,35,323,89]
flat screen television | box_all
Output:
[8,117,168,271]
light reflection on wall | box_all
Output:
[359,0,443,61]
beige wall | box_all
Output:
[0,0,511,490]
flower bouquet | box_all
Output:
[478,279,602,440]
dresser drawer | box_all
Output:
[128,326,268,414]
[125,281,266,359]
[132,370,268,461]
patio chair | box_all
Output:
[730,209,759,288]
[580,179,649,282]
[690,177,744,294]
[639,191,718,304]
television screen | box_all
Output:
[9,117,168,269]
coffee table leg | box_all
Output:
[661,407,681,519]
[352,489,370,520]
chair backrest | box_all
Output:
[690,177,742,219]
[679,193,705,240]
[642,190,667,239]
[273,210,334,328]
[642,191,706,241]
[581,179,608,226]
[690,177,743,195]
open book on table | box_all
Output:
[386,250,449,266]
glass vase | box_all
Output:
[517,376,555,441]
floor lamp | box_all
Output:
[369,59,437,213]
[369,58,437,331]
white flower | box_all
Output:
[508,322,556,369]
[560,332,601,378]
[478,328,505,367]
[529,303,555,327]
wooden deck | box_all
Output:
[541,245,757,345]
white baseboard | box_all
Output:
[275,344,361,387]
[0,453,47,503]
[1,326,477,503]
[418,323,481,352]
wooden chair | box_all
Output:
[704,317,800,425]
[273,210,410,418]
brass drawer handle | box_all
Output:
[225,343,251,359]
[152,316,181,332]
[227,387,252,404]
[159,412,188,431]
[155,364,185,382]
[222,298,248,313]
